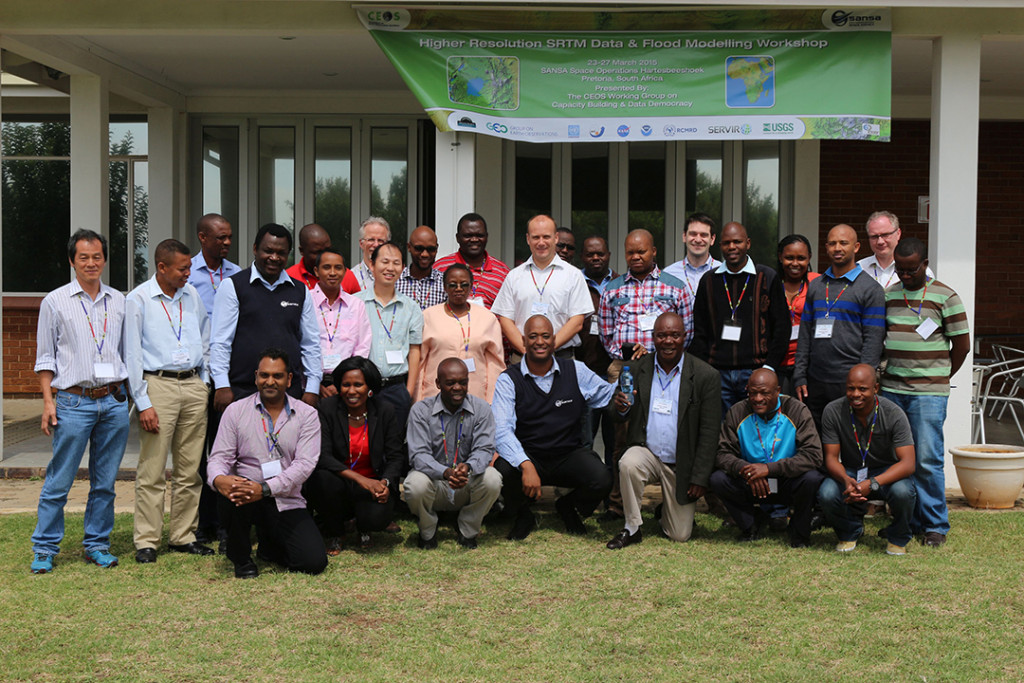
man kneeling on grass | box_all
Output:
[818,364,917,556]
[207,348,327,578]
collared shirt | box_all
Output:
[857,254,934,290]
[646,356,684,464]
[664,255,721,298]
[715,256,758,276]
[491,256,594,350]
[353,260,374,291]
[582,268,615,297]
[207,394,320,512]
[824,263,864,283]
[597,266,693,358]
[433,250,511,309]
[493,358,614,467]
[355,288,424,378]
[288,260,363,295]
[35,279,128,390]
[209,264,322,394]
[188,253,241,320]
[125,277,210,412]
[396,266,447,310]
[310,284,372,373]
[407,394,496,478]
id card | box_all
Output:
[652,397,673,415]
[815,318,834,339]
[639,313,658,332]
[172,348,191,365]
[590,319,600,336]
[94,362,115,378]
[856,467,869,483]
[721,321,742,342]
[530,301,549,316]
[261,460,282,479]
[468,297,484,307]
[385,349,405,365]
[324,354,342,372]
[790,325,800,341]
[767,478,779,494]
[915,318,939,339]
[463,357,477,373]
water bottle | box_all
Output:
[619,365,634,405]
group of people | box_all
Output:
[28,206,968,578]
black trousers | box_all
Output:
[217,495,327,575]
[804,379,846,432]
[709,469,825,543]
[494,446,612,519]
[197,391,224,535]
[304,469,395,535]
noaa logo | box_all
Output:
[554,399,574,407]
[641,125,653,136]
[280,301,299,307]
[741,124,752,135]
[486,122,508,134]
[663,124,676,137]
[590,127,605,138]
[616,125,630,137]
[568,124,580,138]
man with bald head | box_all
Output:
[689,221,790,414]
[396,225,446,310]
[189,213,241,320]
[286,223,359,294]
[710,368,824,547]
[818,364,917,555]
[493,315,616,540]
[405,358,502,549]
[794,224,885,429]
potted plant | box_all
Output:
[950,444,1024,509]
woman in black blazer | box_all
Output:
[304,356,405,552]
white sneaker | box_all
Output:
[835,540,857,552]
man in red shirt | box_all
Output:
[433,213,509,309]
[286,223,359,294]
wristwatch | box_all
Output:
[261,482,272,498]
[869,477,880,494]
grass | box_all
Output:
[2,508,1023,682]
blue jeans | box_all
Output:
[32,390,130,556]
[720,368,754,415]
[882,391,950,535]
[817,469,917,546]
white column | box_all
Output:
[0,56,5,459]
[434,130,475,256]
[70,74,109,246]
[929,34,980,486]
[147,107,183,249]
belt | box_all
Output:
[62,382,125,399]
[380,373,408,389]
[144,368,201,380]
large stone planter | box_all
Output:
[950,444,1024,509]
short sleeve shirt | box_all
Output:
[491,256,594,349]
[821,395,914,470]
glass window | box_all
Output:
[628,142,667,262]
[314,127,353,267]
[370,128,409,247]
[570,143,609,261]
[201,126,240,262]
[514,142,552,265]
[110,121,148,156]
[742,141,780,268]
[685,142,724,229]
[259,127,296,231]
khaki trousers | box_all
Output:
[403,468,502,540]
[619,445,696,542]
[134,374,209,549]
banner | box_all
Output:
[359,7,891,142]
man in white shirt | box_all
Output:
[352,216,391,291]
[492,214,594,359]
[857,211,932,288]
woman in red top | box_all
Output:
[303,356,404,553]
[777,234,820,396]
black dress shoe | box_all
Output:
[789,538,809,549]
[168,542,215,556]
[417,533,438,550]
[234,561,259,579]
[599,508,625,521]
[555,496,587,536]
[738,526,762,542]
[606,529,642,550]
[507,510,537,541]
[456,531,478,550]
[135,548,157,564]
[768,516,789,532]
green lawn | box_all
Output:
[2,509,1022,682]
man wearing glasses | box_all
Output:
[556,226,577,265]
[396,225,446,310]
[352,216,391,290]
[858,211,933,288]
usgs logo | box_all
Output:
[485,122,509,134]
[763,122,794,133]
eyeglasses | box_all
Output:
[361,237,386,245]
[556,243,576,251]
[894,263,924,277]
[446,281,472,289]
[867,228,899,242]
[410,245,437,253]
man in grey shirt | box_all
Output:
[405,358,502,549]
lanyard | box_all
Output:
[319,298,342,343]
[785,281,806,324]
[655,363,681,396]
[872,264,896,288]
[754,412,781,463]
[160,298,184,346]
[260,408,287,459]
[446,303,471,353]
[632,276,653,313]
[348,421,369,470]
[78,294,108,356]
[413,276,435,310]
[902,280,931,320]
[723,274,751,320]
[824,279,850,318]
[849,399,879,468]
[529,263,555,297]
[208,264,224,291]
[374,301,397,340]
[441,412,465,467]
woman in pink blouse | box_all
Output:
[417,264,505,403]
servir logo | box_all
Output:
[741,124,752,135]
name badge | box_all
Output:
[767,478,779,494]
[652,397,673,415]
[721,321,742,342]
[915,318,939,339]
[171,348,191,365]
[531,301,549,316]
[385,349,405,365]
[463,357,477,373]
[856,467,869,483]
[639,313,658,332]
[94,362,115,378]
[814,318,834,339]
[468,297,485,307]
[261,460,282,479]
[324,354,342,372]
[790,325,800,341]
[589,319,600,336]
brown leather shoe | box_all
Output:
[606,528,642,550]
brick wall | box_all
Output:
[3,299,42,396]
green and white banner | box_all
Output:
[358,7,891,142]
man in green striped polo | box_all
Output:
[880,237,970,548]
